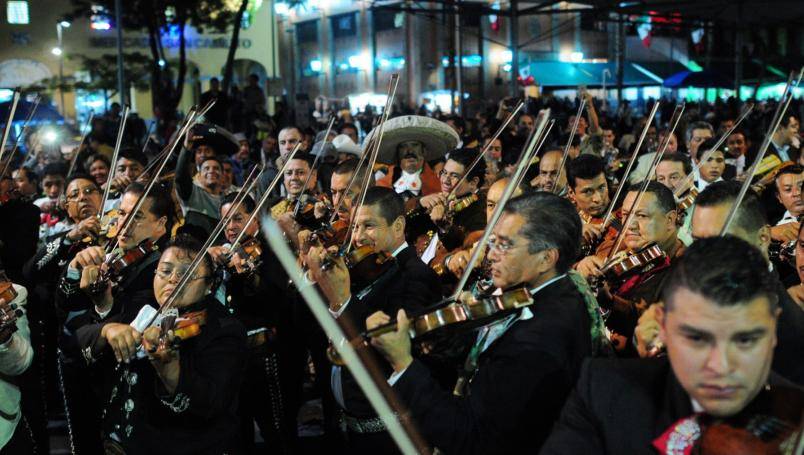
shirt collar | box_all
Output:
[529,273,566,296]
[391,242,408,258]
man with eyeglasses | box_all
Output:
[270,153,318,222]
[53,183,173,454]
[365,192,609,454]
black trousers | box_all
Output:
[0,416,34,454]
[59,353,103,455]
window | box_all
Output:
[331,13,356,38]
[297,20,318,44]
[7,1,29,25]
[374,9,401,32]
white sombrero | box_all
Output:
[364,115,459,164]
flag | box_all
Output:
[637,15,652,47]
[691,26,705,54]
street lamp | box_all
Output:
[56,20,70,116]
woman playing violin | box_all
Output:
[103,234,247,454]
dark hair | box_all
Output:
[124,182,175,233]
[445,115,465,131]
[339,122,358,134]
[221,192,256,213]
[85,153,111,171]
[287,152,315,168]
[626,181,677,214]
[14,166,39,186]
[694,180,766,234]
[685,121,714,145]
[333,157,359,175]
[200,155,223,168]
[65,172,97,189]
[659,153,692,175]
[663,235,778,313]
[164,234,215,285]
[696,137,726,161]
[42,162,68,178]
[502,192,582,273]
[363,186,404,225]
[210,77,219,84]
[448,148,486,188]
[774,164,803,186]
[118,146,148,167]
[566,154,605,189]
[780,114,798,129]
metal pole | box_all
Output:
[509,0,519,97]
[615,13,624,104]
[57,24,65,116]
[455,0,463,115]
[115,0,126,106]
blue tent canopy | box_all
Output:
[663,70,733,89]
[525,61,664,87]
[0,99,64,125]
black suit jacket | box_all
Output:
[0,198,40,283]
[772,276,804,384]
[539,357,800,455]
[338,244,442,418]
[392,275,593,454]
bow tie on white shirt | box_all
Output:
[394,170,424,195]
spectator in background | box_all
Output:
[219,156,239,195]
[231,133,256,186]
[33,162,67,217]
[242,74,266,128]
[693,137,726,192]
[200,77,231,128]
[768,114,800,164]
[685,120,714,158]
[339,122,360,144]
[11,167,39,200]
[85,154,111,188]
[724,129,750,179]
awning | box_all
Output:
[525,61,673,87]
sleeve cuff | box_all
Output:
[387,365,410,386]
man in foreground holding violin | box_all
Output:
[636,181,804,384]
[540,236,802,455]
[101,234,247,453]
[367,192,608,454]
[208,193,299,453]
[306,186,441,454]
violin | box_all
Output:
[79,208,120,246]
[676,186,699,212]
[148,309,207,356]
[88,240,159,295]
[695,385,803,455]
[321,244,396,291]
[579,211,623,258]
[327,287,533,365]
[309,219,350,249]
[768,239,797,268]
[600,242,667,284]
[0,273,22,335]
[224,237,263,275]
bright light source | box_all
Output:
[493,50,512,64]
[42,129,59,145]
[90,20,111,30]
[559,51,584,62]
[348,53,370,71]
[309,59,323,72]
[502,63,512,72]
[7,1,29,25]
[59,20,71,28]
[158,59,166,67]
[274,2,289,15]
[51,47,63,56]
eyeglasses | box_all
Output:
[66,186,100,201]
[438,170,462,181]
[485,236,524,255]
[155,267,209,282]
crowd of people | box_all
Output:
[0,84,802,455]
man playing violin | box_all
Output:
[413,148,487,278]
[540,236,802,455]
[305,186,441,454]
[533,149,568,194]
[270,153,318,221]
[367,192,609,454]
[101,234,247,454]
[635,181,804,384]
[589,182,683,354]
[769,164,803,243]
[655,153,695,246]
[207,193,299,453]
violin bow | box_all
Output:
[450,109,552,299]
[599,101,660,230]
[606,103,685,263]
[67,110,95,179]
[673,102,755,198]
[0,90,21,167]
[262,218,423,455]
[293,115,337,218]
[228,142,304,252]
[147,164,263,323]
[445,100,524,201]
[514,119,555,190]
[721,67,804,236]
[99,105,131,215]
[341,74,401,254]
[0,95,40,179]
[216,165,265,252]
[553,96,587,194]
[105,105,201,254]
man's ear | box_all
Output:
[393,215,405,237]
[757,224,772,252]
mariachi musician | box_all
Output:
[654,153,696,245]
[413,148,488,279]
[207,193,298,453]
[373,115,459,200]
[55,183,174,453]
[540,237,803,454]
[568,155,620,265]
[269,152,320,225]
[367,192,610,454]
[101,234,247,454]
[305,186,442,454]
